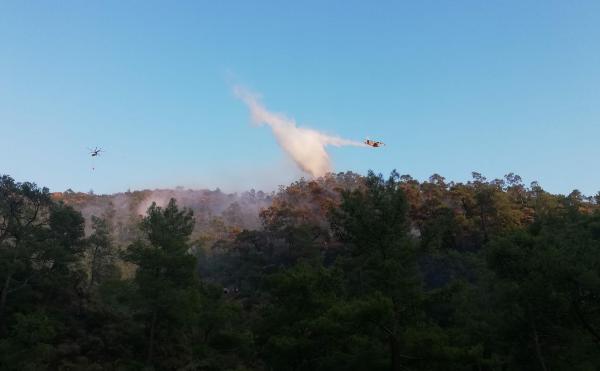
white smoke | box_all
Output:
[235,86,365,178]
[135,193,170,216]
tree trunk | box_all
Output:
[390,336,402,371]
[573,299,600,345]
[531,320,548,371]
[0,241,21,332]
[479,204,489,242]
[89,245,99,289]
[0,272,13,331]
[146,309,158,367]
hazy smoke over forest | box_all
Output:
[57,187,273,245]
[235,86,365,177]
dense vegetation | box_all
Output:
[1,171,599,370]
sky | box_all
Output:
[1,1,599,195]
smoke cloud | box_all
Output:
[235,86,365,177]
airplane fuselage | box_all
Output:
[365,139,384,147]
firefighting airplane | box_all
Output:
[364,139,385,148]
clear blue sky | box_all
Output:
[1,1,599,195]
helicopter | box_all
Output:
[364,139,385,148]
[88,147,104,157]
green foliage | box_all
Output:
[483,209,600,369]
[86,215,120,287]
[0,311,60,371]
[2,172,600,370]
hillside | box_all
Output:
[51,186,274,247]
[2,171,600,370]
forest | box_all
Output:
[1,171,599,370]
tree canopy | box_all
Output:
[1,172,599,370]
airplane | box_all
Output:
[88,147,104,157]
[364,139,385,148]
